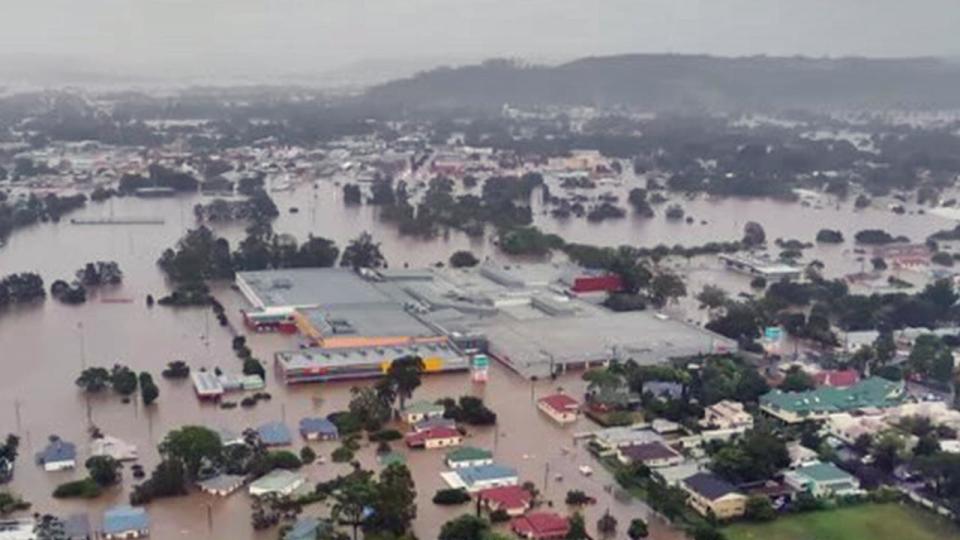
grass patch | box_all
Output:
[724,503,960,540]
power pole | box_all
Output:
[543,461,550,497]
[13,400,21,433]
[78,322,86,369]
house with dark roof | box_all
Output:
[35,437,77,471]
[478,485,533,516]
[616,441,684,468]
[257,422,293,447]
[299,417,339,441]
[537,394,580,424]
[510,511,570,540]
[681,472,747,519]
[102,506,149,539]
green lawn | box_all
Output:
[724,503,960,540]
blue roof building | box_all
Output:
[257,422,293,446]
[441,463,519,493]
[35,437,77,471]
[103,506,149,539]
[299,417,339,441]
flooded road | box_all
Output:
[0,178,955,539]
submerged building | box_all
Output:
[238,264,734,382]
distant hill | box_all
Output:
[363,54,960,112]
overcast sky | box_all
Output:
[4,0,960,82]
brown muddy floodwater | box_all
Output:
[0,178,955,539]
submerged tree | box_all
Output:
[384,356,425,411]
[340,232,386,270]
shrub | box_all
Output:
[328,411,363,435]
[433,488,471,505]
[331,447,354,463]
[565,489,592,505]
[489,509,510,523]
[266,451,302,470]
[603,293,646,312]
[242,358,266,379]
[86,455,121,487]
[299,447,316,465]
[369,429,403,442]
[53,478,102,499]
[449,251,480,268]
[139,372,159,405]
[744,495,776,522]
[161,361,190,379]
[815,229,844,243]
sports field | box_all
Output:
[724,503,960,540]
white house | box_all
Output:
[90,436,139,462]
[249,470,305,497]
[700,400,753,431]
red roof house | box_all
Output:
[537,394,580,424]
[478,485,533,516]
[404,426,462,450]
[511,512,570,540]
[812,369,860,388]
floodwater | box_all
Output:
[0,177,955,539]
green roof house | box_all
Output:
[760,377,905,423]
[445,446,494,469]
[784,462,862,498]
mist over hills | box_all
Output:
[364,54,960,112]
